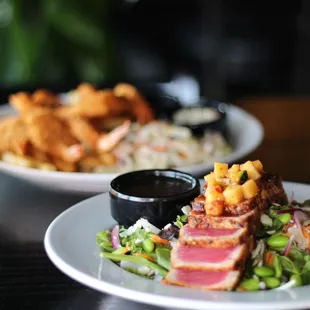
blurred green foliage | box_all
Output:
[0,0,118,85]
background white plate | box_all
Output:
[0,104,263,194]
[45,182,310,310]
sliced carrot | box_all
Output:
[302,227,310,247]
[178,151,188,159]
[135,253,155,262]
[154,146,167,152]
[265,251,275,266]
[151,234,170,245]
[122,242,130,254]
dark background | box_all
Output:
[1,0,309,103]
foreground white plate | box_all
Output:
[0,104,263,194]
[45,181,310,310]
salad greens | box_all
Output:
[238,201,310,290]
[96,208,185,279]
[97,199,310,291]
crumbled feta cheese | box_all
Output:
[181,205,192,215]
[287,226,308,250]
[260,214,273,226]
[119,218,160,238]
[137,266,154,276]
[164,223,171,230]
[259,282,266,290]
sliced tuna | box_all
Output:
[171,243,247,271]
[179,225,248,248]
[165,268,241,290]
[188,208,259,231]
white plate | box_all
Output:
[45,181,310,310]
[0,104,263,194]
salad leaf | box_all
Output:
[155,248,171,270]
[301,261,310,285]
[96,230,114,252]
[271,218,283,232]
[244,257,254,278]
[288,247,305,269]
[273,254,283,278]
[267,205,280,219]
[254,226,268,238]
[100,242,114,253]
[96,230,111,244]
[174,214,188,228]
[280,256,300,275]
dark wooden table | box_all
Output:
[0,173,165,310]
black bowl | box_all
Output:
[109,169,200,228]
[172,98,228,138]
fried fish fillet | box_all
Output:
[113,83,154,124]
[23,111,84,163]
[9,90,61,114]
[0,117,29,155]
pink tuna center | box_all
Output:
[185,226,239,237]
[178,245,237,262]
[176,269,229,286]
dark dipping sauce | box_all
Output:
[109,169,200,227]
[118,175,192,198]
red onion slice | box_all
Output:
[282,235,295,256]
[277,209,296,215]
[111,225,121,250]
[294,210,310,229]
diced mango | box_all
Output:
[223,185,244,205]
[242,179,259,199]
[228,164,240,173]
[252,160,263,172]
[240,161,261,180]
[214,162,228,179]
[216,177,230,187]
[206,189,224,203]
[204,173,217,186]
[205,201,225,216]
[229,172,239,184]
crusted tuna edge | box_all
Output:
[179,225,248,248]
[164,269,241,291]
[188,207,260,232]
[171,242,248,271]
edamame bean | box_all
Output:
[263,277,281,289]
[238,278,260,291]
[267,235,289,249]
[290,274,302,287]
[254,266,275,277]
[143,239,155,253]
[277,213,291,225]
[304,255,310,262]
